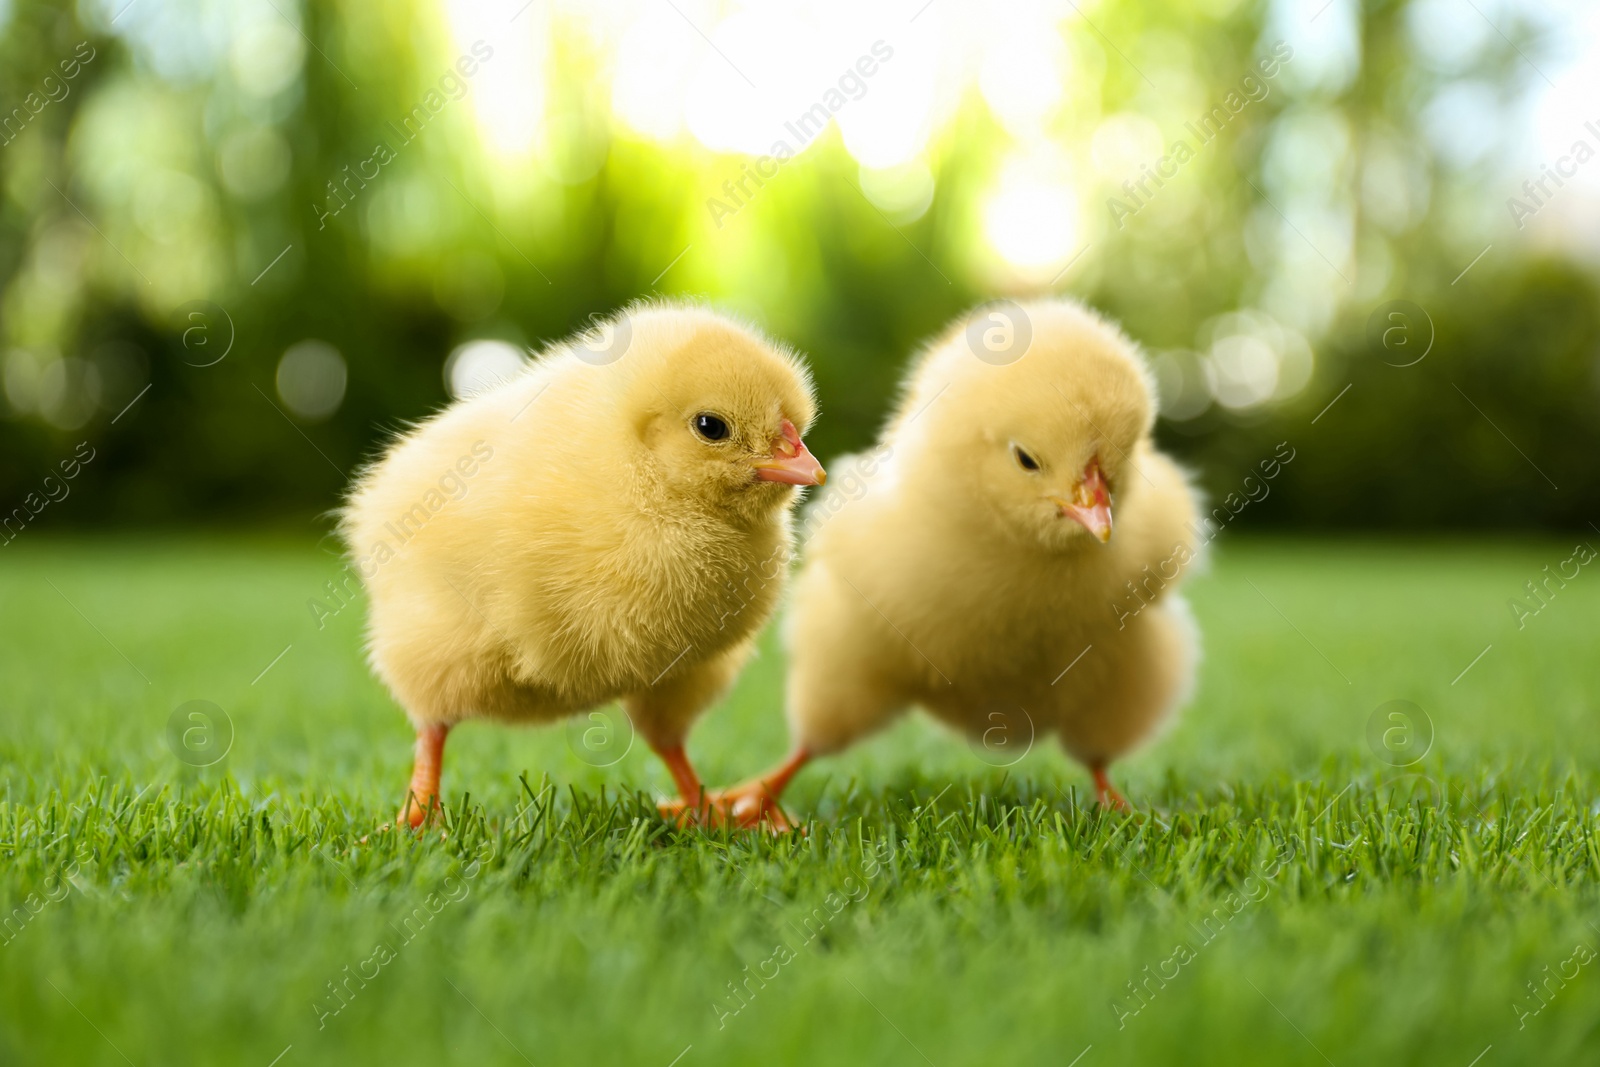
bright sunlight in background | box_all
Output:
[5,0,1600,530]
[28,0,1594,433]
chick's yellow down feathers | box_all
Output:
[710,299,1202,824]
[340,303,824,825]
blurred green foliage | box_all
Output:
[0,0,1595,532]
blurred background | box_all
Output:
[2,0,1598,533]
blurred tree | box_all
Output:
[0,0,1594,534]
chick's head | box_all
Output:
[912,299,1154,551]
[616,305,823,520]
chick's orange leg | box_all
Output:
[1091,763,1130,811]
[709,748,810,832]
[399,722,450,828]
[652,741,707,824]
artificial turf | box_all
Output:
[2,535,1598,1065]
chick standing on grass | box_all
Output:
[704,299,1202,828]
[340,303,825,827]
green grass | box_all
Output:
[3,535,1599,1066]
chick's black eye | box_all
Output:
[1013,446,1040,471]
[694,413,730,441]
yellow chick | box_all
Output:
[340,302,825,827]
[706,298,1201,827]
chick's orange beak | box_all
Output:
[1052,457,1113,543]
[753,419,826,486]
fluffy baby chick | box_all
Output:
[341,302,825,827]
[708,298,1200,827]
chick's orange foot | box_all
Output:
[657,783,794,832]
[397,723,450,829]
[397,794,441,829]
[1091,764,1131,811]
[655,748,809,832]
[714,781,797,832]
